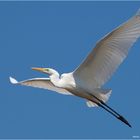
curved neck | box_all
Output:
[49,71,61,87]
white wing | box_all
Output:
[9,77,72,95]
[73,10,140,89]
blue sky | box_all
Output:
[1,1,140,139]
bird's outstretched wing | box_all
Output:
[9,77,72,95]
[73,10,140,89]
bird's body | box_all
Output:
[10,9,140,128]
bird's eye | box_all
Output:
[45,69,49,72]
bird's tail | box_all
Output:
[95,88,112,102]
[86,88,112,107]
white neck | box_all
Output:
[49,70,62,87]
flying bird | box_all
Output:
[10,9,140,128]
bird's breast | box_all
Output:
[60,73,76,89]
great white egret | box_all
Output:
[10,9,140,128]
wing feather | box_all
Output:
[73,10,140,89]
[9,77,72,95]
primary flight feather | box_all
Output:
[10,9,140,128]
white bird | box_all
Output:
[10,9,140,128]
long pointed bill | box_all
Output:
[32,67,45,72]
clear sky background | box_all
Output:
[0,1,140,139]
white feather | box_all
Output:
[86,101,98,107]
[73,10,140,90]
[9,77,72,95]
[9,77,18,84]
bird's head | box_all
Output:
[32,67,58,75]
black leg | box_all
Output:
[88,93,132,128]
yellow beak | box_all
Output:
[32,67,45,72]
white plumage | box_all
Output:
[10,9,140,127]
[74,10,140,90]
[10,77,71,95]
